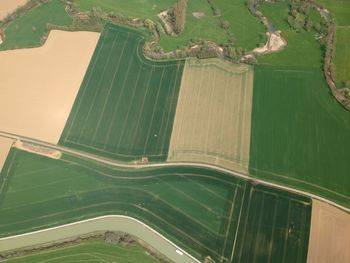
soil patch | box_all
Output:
[0,30,99,144]
[0,0,28,20]
[307,200,350,263]
[192,12,205,18]
[158,10,174,34]
[253,31,286,54]
[13,140,61,159]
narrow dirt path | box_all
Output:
[0,131,349,214]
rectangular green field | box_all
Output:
[0,149,311,262]
[74,0,175,20]
[59,23,184,161]
[250,65,350,208]
[332,27,350,86]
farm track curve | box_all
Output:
[0,130,348,214]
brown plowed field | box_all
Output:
[0,30,99,144]
[0,0,27,20]
[307,200,350,263]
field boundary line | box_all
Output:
[297,203,307,262]
[154,177,222,219]
[237,186,253,262]
[181,176,230,202]
[102,40,138,148]
[128,66,154,153]
[281,200,292,262]
[0,215,200,263]
[62,30,108,143]
[0,132,349,213]
[0,194,218,254]
[220,185,239,260]
[91,33,131,144]
[252,194,265,263]
[142,68,165,155]
[249,167,350,199]
[267,197,278,263]
[171,62,191,151]
[218,72,230,163]
[204,66,217,156]
[229,183,247,262]
[235,72,247,163]
[189,66,205,151]
[77,34,120,141]
[159,63,182,153]
[116,65,142,149]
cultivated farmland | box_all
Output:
[332,26,350,86]
[0,0,73,50]
[307,200,350,263]
[250,65,350,208]
[74,0,175,21]
[4,241,160,263]
[0,30,99,144]
[257,1,323,68]
[210,0,266,50]
[0,0,27,20]
[168,58,253,173]
[0,149,311,262]
[60,24,184,162]
[159,0,228,52]
[317,0,350,26]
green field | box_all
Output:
[0,149,311,262]
[5,241,160,263]
[75,0,265,52]
[158,0,228,52]
[251,0,350,207]
[316,0,350,87]
[74,0,175,21]
[257,1,323,67]
[250,65,350,208]
[211,0,266,50]
[0,0,72,50]
[317,0,350,26]
[332,27,350,86]
[60,23,184,161]
[75,0,229,52]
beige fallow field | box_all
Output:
[0,0,28,20]
[0,137,13,173]
[0,30,100,144]
[168,58,254,173]
[307,200,350,263]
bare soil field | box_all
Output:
[13,140,61,159]
[0,137,13,172]
[307,200,350,263]
[0,30,99,144]
[168,58,254,173]
[0,0,27,20]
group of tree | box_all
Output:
[224,45,245,60]
[169,0,188,34]
[287,0,325,33]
